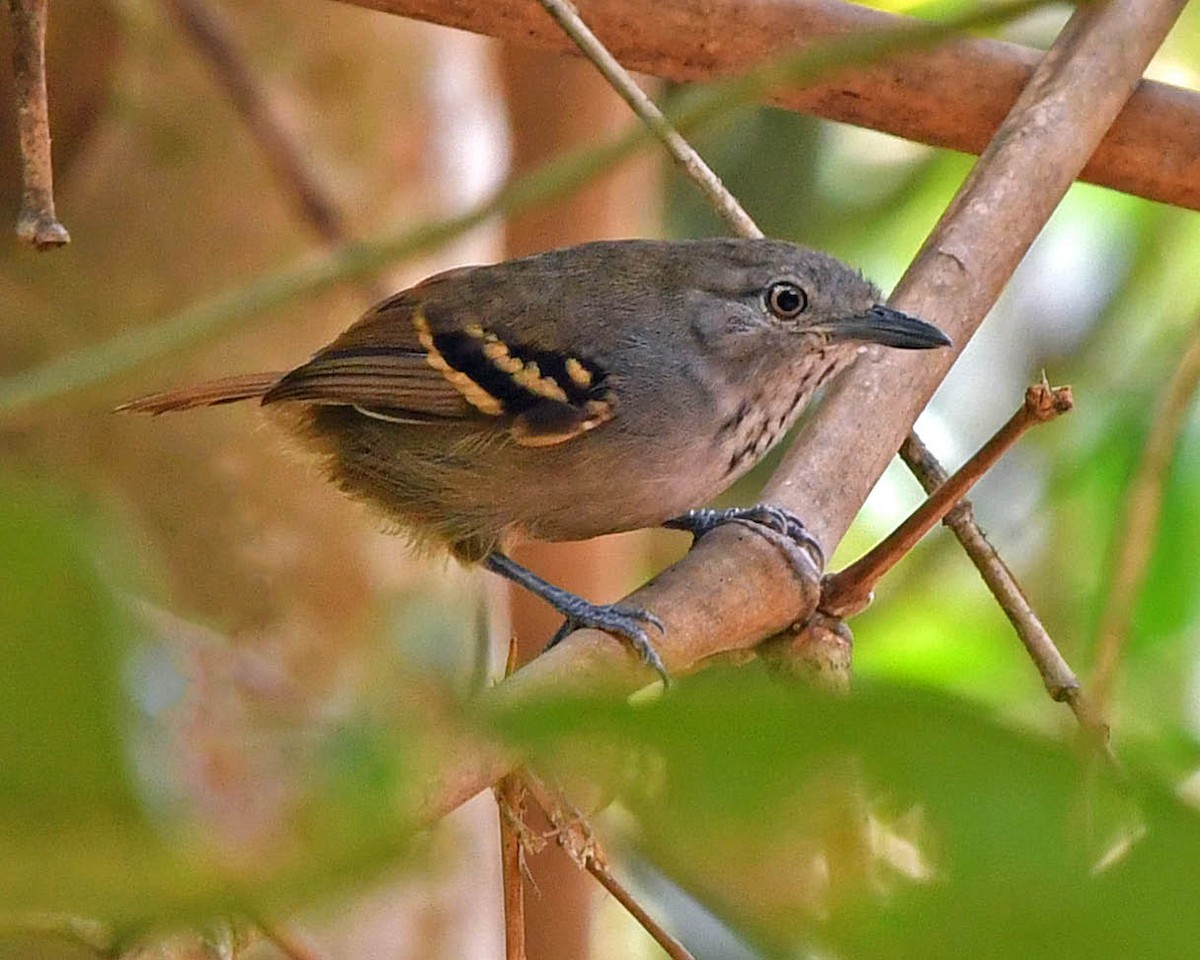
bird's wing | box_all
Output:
[262,271,617,446]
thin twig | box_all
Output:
[494,636,528,960]
[536,0,761,239]
[822,382,1073,617]
[1090,314,1200,718]
[496,774,529,960]
[523,775,697,960]
[252,918,327,960]
[898,434,1092,723]
[6,0,69,248]
[160,0,386,301]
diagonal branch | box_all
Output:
[898,434,1095,726]
[415,0,1187,823]
[537,0,1099,735]
[160,0,388,302]
[161,0,347,246]
[766,0,1187,552]
[534,0,761,239]
[339,0,1200,212]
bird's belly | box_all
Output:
[501,432,732,543]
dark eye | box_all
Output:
[766,281,808,319]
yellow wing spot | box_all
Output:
[465,323,486,339]
[512,361,569,402]
[412,307,504,416]
[483,339,511,360]
[564,357,593,388]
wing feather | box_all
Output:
[261,267,618,445]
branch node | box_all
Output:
[760,613,854,694]
[1025,380,1074,421]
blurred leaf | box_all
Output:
[489,668,1200,957]
[0,478,139,819]
[0,475,419,923]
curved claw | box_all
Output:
[666,504,825,577]
[482,551,669,683]
[545,602,668,683]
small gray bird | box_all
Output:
[120,238,950,678]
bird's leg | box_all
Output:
[664,505,826,577]
[483,551,667,682]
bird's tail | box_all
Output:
[116,373,283,414]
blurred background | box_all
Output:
[4,0,1200,957]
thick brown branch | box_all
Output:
[6,0,69,248]
[339,0,1200,212]
[413,0,1183,824]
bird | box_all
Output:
[119,238,951,679]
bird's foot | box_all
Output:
[546,597,667,683]
[482,551,668,682]
[665,504,825,579]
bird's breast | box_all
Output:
[716,347,849,482]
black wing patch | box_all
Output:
[261,305,617,447]
[412,312,617,447]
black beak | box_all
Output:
[825,305,952,350]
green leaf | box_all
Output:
[489,668,1200,957]
[0,477,419,923]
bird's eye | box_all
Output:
[766,281,808,319]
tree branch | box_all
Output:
[338,0,1200,212]
[535,0,1090,726]
[898,433,1097,728]
[6,0,69,248]
[161,0,346,247]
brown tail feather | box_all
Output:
[115,373,283,414]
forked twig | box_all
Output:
[822,382,1073,616]
[522,774,697,960]
[899,434,1105,740]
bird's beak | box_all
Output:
[822,304,952,350]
